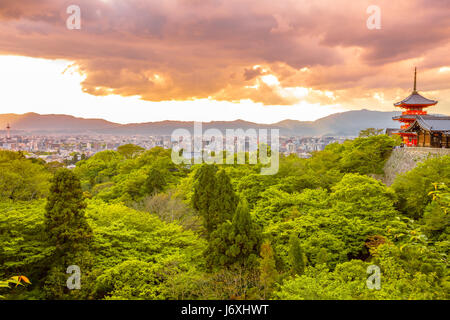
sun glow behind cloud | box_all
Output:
[0,55,343,124]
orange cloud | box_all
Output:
[0,0,449,112]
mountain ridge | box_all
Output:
[0,109,409,136]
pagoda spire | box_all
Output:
[393,67,438,147]
[413,67,417,93]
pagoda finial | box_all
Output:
[413,67,417,93]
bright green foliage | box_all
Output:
[85,200,204,269]
[339,135,398,175]
[288,235,306,276]
[74,150,123,188]
[0,201,53,288]
[86,200,205,299]
[302,232,346,267]
[237,173,275,208]
[253,187,329,226]
[117,144,145,159]
[276,261,370,300]
[0,198,206,299]
[0,151,51,201]
[392,156,450,219]
[45,169,92,252]
[206,200,261,271]
[330,173,397,217]
[276,151,343,192]
[423,201,448,240]
[422,184,449,242]
[76,147,182,202]
[94,260,170,300]
[0,137,448,300]
[263,176,396,271]
[276,253,448,300]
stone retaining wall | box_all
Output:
[381,147,450,186]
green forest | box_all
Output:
[0,133,449,300]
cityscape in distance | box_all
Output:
[0,109,410,164]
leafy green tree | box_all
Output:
[0,201,52,289]
[359,128,384,137]
[330,173,397,216]
[392,156,450,219]
[45,169,92,252]
[339,135,398,175]
[206,200,261,271]
[422,183,449,242]
[94,260,165,300]
[257,187,330,222]
[145,167,167,195]
[237,173,275,209]
[117,144,145,159]
[288,234,306,276]
[0,151,51,201]
[74,150,122,188]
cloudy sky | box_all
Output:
[0,0,449,123]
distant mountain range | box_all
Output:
[0,110,410,136]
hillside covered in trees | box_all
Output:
[0,134,449,300]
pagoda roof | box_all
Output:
[392,114,420,121]
[394,92,438,107]
[401,115,450,134]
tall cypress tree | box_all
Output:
[145,167,166,195]
[192,164,218,235]
[288,234,306,276]
[44,169,93,299]
[45,168,92,253]
[206,199,261,270]
[211,169,239,224]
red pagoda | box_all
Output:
[393,68,438,146]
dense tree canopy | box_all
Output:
[1,134,448,300]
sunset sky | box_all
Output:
[0,0,449,124]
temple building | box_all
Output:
[401,115,450,148]
[392,68,449,148]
